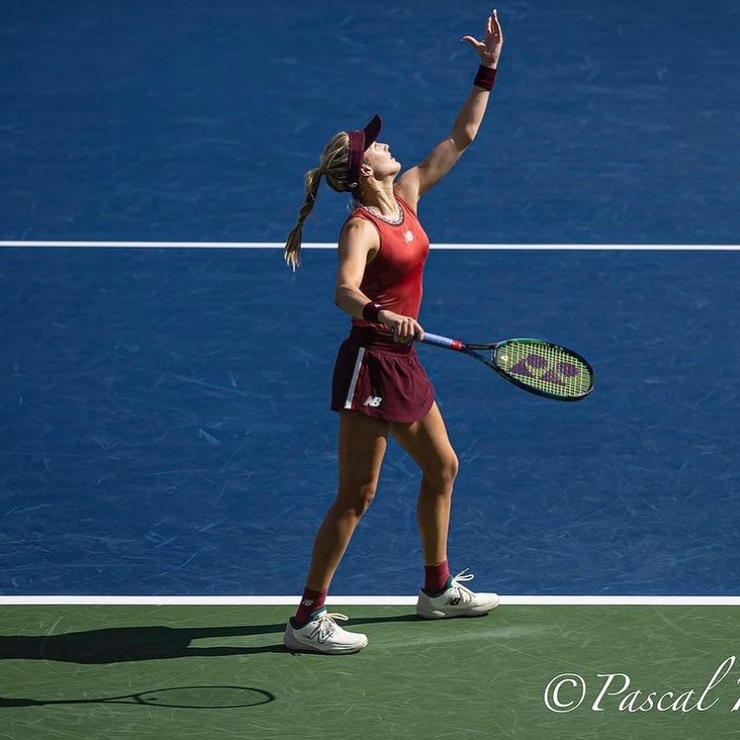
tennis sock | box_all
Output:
[423,561,451,596]
[292,587,328,627]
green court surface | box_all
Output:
[1,603,739,739]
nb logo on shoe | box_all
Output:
[449,597,462,606]
[363,396,383,407]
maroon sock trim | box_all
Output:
[424,561,450,595]
[293,588,328,627]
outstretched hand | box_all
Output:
[461,8,503,67]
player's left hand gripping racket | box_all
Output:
[420,332,594,401]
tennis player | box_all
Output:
[283,9,504,654]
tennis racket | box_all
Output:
[421,332,594,401]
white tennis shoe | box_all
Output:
[283,610,368,654]
[416,569,500,619]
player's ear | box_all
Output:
[359,162,373,177]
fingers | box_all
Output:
[460,35,482,50]
[391,317,424,343]
[462,9,502,54]
[379,310,424,343]
[491,9,502,38]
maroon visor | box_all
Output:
[346,114,382,190]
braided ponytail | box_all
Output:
[284,131,352,270]
[284,168,322,270]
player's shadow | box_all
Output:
[0,613,420,664]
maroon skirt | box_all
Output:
[331,327,435,423]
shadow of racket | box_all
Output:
[0,685,275,709]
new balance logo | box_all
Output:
[363,395,383,408]
[449,596,462,606]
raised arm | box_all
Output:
[396,9,504,206]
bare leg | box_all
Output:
[390,402,458,566]
[304,411,389,591]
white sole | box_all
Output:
[416,607,497,619]
[283,630,368,655]
[416,596,501,620]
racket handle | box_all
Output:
[421,332,464,351]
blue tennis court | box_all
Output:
[1,244,739,597]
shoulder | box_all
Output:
[393,180,420,214]
[339,215,380,253]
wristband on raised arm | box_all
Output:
[473,65,497,91]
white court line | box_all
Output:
[1,595,739,606]
[0,241,739,251]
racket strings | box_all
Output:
[496,341,592,398]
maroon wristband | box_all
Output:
[473,65,497,91]
[362,301,382,323]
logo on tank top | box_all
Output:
[403,230,414,244]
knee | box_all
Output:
[442,451,459,486]
[354,482,377,516]
[425,451,459,491]
[335,480,378,518]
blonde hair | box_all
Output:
[284,131,353,270]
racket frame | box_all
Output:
[421,332,594,401]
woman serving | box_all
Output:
[283,9,504,654]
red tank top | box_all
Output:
[348,195,430,328]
